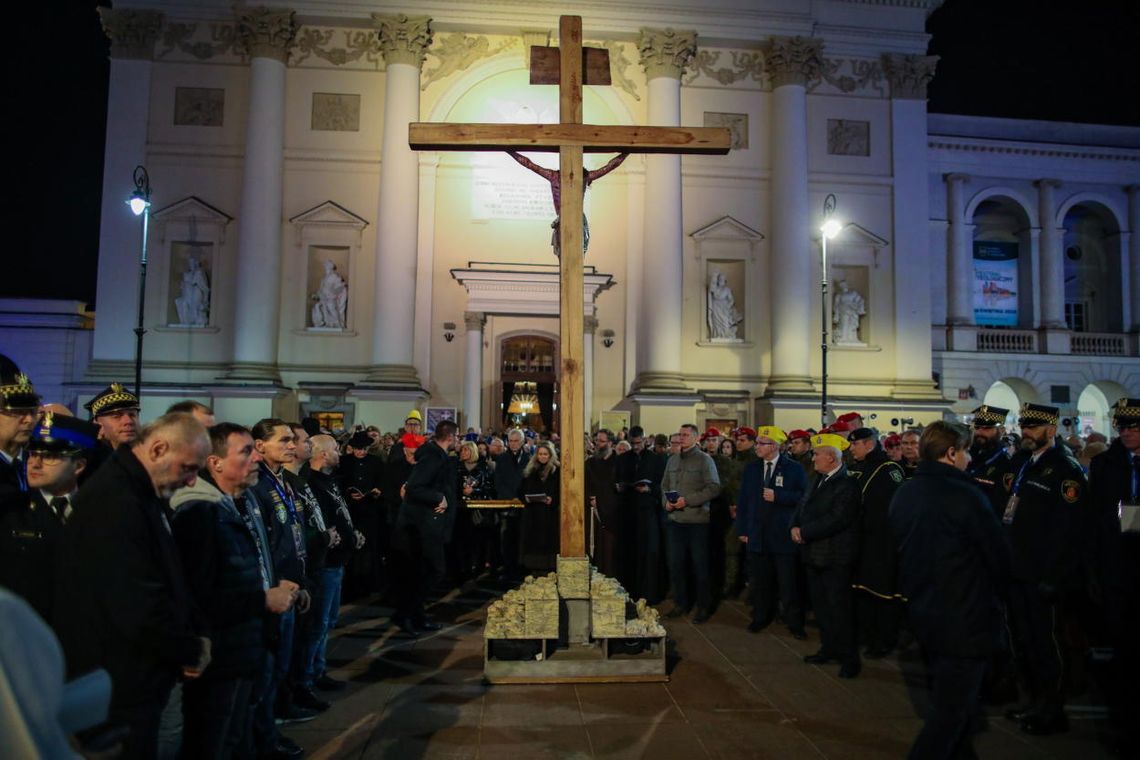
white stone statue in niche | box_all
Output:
[174,256,210,326]
[832,279,866,344]
[310,259,348,329]
[707,269,744,341]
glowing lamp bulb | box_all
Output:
[821,218,842,239]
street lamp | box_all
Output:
[819,193,842,428]
[127,165,151,398]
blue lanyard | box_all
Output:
[983,447,1006,468]
[262,465,297,519]
[15,455,27,492]
[1131,456,1139,502]
[1011,457,1032,495]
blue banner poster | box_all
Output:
[973,242,1019,326]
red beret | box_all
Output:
[735,426,757,440]
[700,426,722,441]
[787,429,811,441]
[836,412,862,424]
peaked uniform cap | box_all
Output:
[810,433,850,451]
[1111,397,1140,427]
[29,413,101,454]
[755,426,787,445]
[84,383,139,418]
[1018,402,1059,427]
[970,404,1009,427]
[847,427,876,442]
[0,354,40,410]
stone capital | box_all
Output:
[464,311,485,330]
[881,53,938,99]
[1124,184,1140,197]
[1034,178,1062,190]
[372,13,433,67]
[763,36,824,88]
[97,8,164,61]
[235,7,297,63]
[637,28,697,80]
[944,172,970,185]
[583,315,599,334]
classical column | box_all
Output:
[463,311,485,432]
[944,173,974,325]
[584,315,598,431]
[632,28,696,392]
[366,14,433,388]
[1036,179,1066,329]
[765,36,822,393]
[882,54,940,397]
[1128,185,1140,333]
[227,7,296,380]
[92,8,163,364]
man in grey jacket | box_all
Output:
[661,424,721,623]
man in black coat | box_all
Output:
[170,422,299,759]
[890,421,1010,760]
[55,412,212,759]
[0,354,39,501]
[965,404,1012,517]
[791,434,862,678]
[494,428,530,578]
[620,426,667,604]
[998,402,1087,735]
[338,430,387,591]
[395,420,459,634]
[847,427,906,657]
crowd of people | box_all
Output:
[1,349,1138,759]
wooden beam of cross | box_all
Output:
[409,15,730,559]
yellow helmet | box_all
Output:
[405,409,423,423]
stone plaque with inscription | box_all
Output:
[311,92,360,132]
[827,119,870,156]
[704,112,748,149]
[174,87,224,127]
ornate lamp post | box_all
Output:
[819,193,843,428]
[128,165,151,398]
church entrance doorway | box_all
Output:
[499,335,558,433]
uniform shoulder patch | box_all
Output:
[889,469,903,483]
[1061,479,1081,504]
[1002,472,1014,492]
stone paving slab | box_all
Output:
[283,580,1114,759]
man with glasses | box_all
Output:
[1,412,99,621]
[736,426,808,637]
[0,354,40,500]
[999,402,1086,735]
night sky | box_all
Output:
[7,0,1138,307]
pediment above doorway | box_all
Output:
[450,262,614,316]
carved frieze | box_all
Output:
[98,8,164,60]
[704,112,748,149]
[684,49,766,87]
[815,57,886,96]
[158,22,238,61]
[235,7,297,63]
[600,41,641,101]
[881,53,939,99]
[637,27,697,80]
[827,119,870,156]
[294,28,381,68]
[372,13,433,68]
[174,87,225,127]
[311,93,360,132]
[423,33,512,89]
[764,36,824,88]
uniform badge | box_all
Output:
[890,469,903,483]
[774,475,784,487]
[1062,480,1081,504]
[1002,472,1015,492]
[276,502,288,524]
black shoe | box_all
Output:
[804,651,838,665]
[747,619,770,633]
[392,615,420,638]
[692,609,710,624]
[266,736,304,759]
[315,674,347,692]
[665,606,689,619]
[838,661,862,679]
[294,687,331,712]
[1019,711,1068,735]
[275,704,319,725]
[788,627,807,640]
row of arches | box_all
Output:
[982,379,1128,436]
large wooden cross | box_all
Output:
[410,15,729,559]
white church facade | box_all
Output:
[5,0,1138,436]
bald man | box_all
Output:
[55,413,211,759]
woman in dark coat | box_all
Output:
[518,441,560,572]
[456,441,497,577]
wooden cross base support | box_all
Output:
[483,557,668,684]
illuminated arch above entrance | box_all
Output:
[450,262,614,316]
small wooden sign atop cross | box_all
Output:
[410,15,729,560]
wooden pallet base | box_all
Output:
[484,637,668,684]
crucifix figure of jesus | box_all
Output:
[506,149,628,257]
[411,15,729,563]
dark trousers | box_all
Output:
[634,504,666,604]
[244,649,275,758]
[666,521,711,613]
[108,690,171,760]
[747,551,803,630]
[297,566,344,689]
[1006,580,1065,713]
[909,653,988,760]
[499,511,522,576]
[857,593,901,652]
[180,675,254,760]
[806,563,858,664]
[395,506,445,621]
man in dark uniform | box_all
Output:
[787,429,814,474]
[83,382,141,476]
[338,430,386,592]
[1000,402,1087,735]
[847,427,906,658]
[620,426,667,604]
[733,426,757,463]
[899,428,921,478]
[0,355,39,501]
[1087,397,1140,750]
[0,413,98,622]
[966,404,1012,517]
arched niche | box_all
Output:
[1061,201,1125,333]
[971,195,1035,329]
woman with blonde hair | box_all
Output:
[519,441,561,572]
[455,440,495,580]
